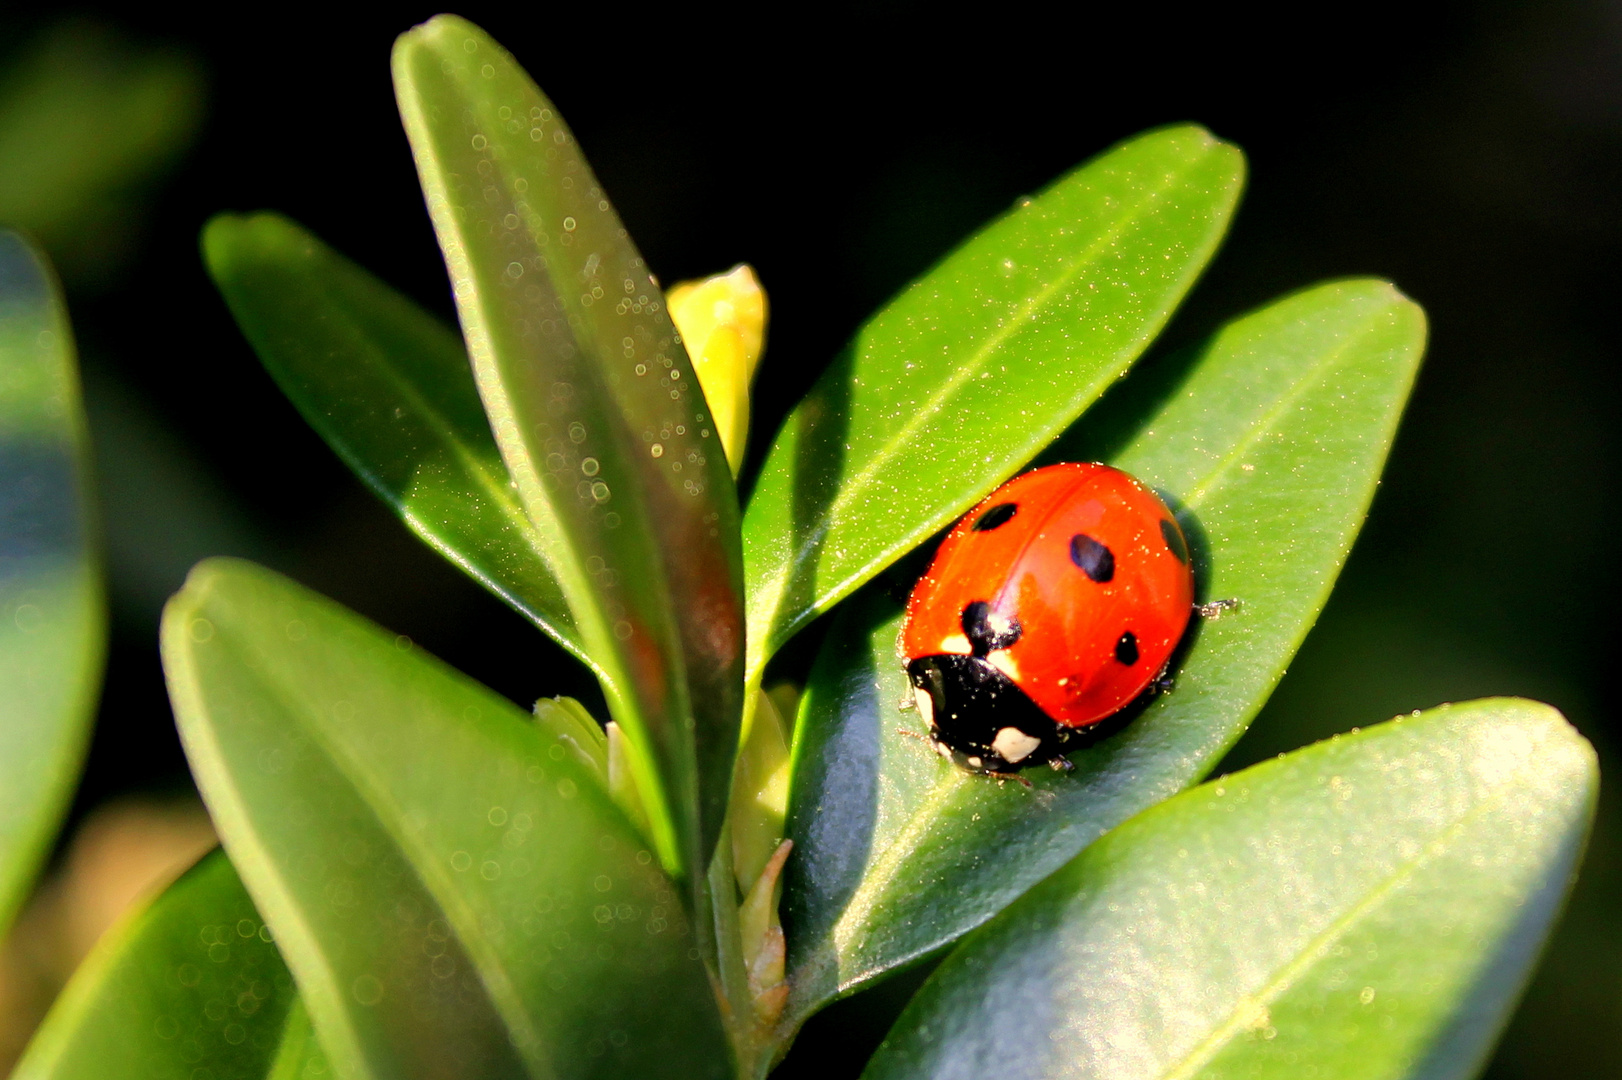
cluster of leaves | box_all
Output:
[0,14,1597,1080]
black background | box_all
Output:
[4,2,1620,1076]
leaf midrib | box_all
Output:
[754,139,1226,655]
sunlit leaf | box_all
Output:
[742,125,1244,687]
[0,231,104,934]
[163,558,731,1080]
[865,699,1595,1080]
[202,212,596,678]
[12,849,302,1080]
[393,15,743,879]
[781,281,1426,1034]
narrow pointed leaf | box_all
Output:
[163,559,730,1080]
[866,699,1596,1080]
[394,15,744,878]
[782,281,1426,1030]
[13,849,301,1080]
[202,212,595,677]
[742,126,1244,684]
[0,231,104,934]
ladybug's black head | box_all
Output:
[907,653,1066,773]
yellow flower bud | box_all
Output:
[666,264,767,477]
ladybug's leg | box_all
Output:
[985,770,1034,789]
[1194,598,1241,619]
[1048,756,1075,773]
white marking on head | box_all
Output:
[986,609,1014,637]
[938,633,971,654]
[966,756,983,769]
[936,740,952,759]
[992,727,1041,763]
[912,686,934,728]
[988,650,1020,679]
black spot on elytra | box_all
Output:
[1115,631,1139,665]
[1070,534,1114,582]
[1159,518,1189,564]
[961,600,1022,656]
[972,502,1018,531]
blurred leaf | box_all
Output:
[865,699,1596,1080]
[162,558,730,1080]
[781,281,1426,1031]
[265,1001,330,1080]
[201,213,597,679]
[393,15,744,880]
[0,21,201,280]
[742,126,1244,686]
[12,849,302,1080]
[0,231,104,935]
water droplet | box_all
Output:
[471,134,488,150]
[568,422,587,443]
[352,975,384,1006]
[613,620,633,640]
[650,443,664,458]
[480,64,495,78]
[506,261,524,278]
[498,105,512,120]
[563,216,577,231]
[591,481,611,502]
[581,457,600,476]
[189,618,214,642]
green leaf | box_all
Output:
[201,212,595,678]
[162,558,730,1080]
[742,126,1244,685]
[12,849,302,1080]
[865,699,1596,1080]
[781,281,1426,1030]
[0,23,201,278]
[0,231,105,935]
[393,15,744,879]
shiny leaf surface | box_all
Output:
[742,126,1244,685]
[0,231,104,934]
[782,281,1426,1030]
[202,212,594,677]
[394,15,744,878]
[163,559,730,1080]
[13,849,300,1080]
[865,699,1595,1080]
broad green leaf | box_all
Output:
[163,558,731,1080]
[780,281,1426,1033]
[13,849,301,1080]
[0,231,105,934]
[201,212,595,678]
[742,126,1245,686]
[394,15,744,879]
[865,699,1596,1080]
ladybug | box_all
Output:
[902,462,1199,778]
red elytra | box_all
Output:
[902,462,1195,774]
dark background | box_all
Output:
[2,2,1619,1076]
